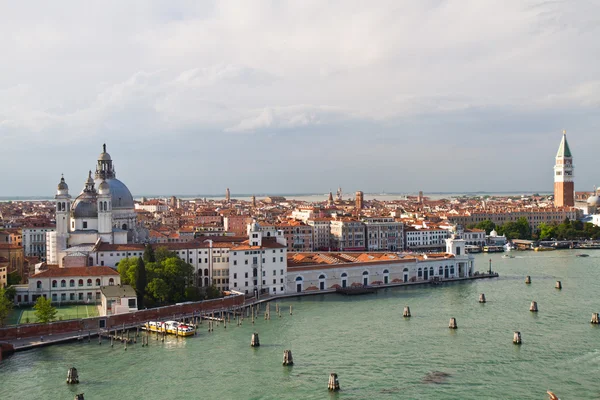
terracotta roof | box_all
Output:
[32,266,119,278]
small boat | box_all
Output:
[576,253,590,257]
[502,254,515,259]
[143,321,196,336]
[547,390,559,400]
[534,246,555,252]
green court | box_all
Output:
[8,304,100,325]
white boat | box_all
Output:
[503,243,515,251]
[502,254,515,259]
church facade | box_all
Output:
[46,145,145,266]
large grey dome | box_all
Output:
[587,195,600,206]
[72,196,98,218]
[94,178,134,210]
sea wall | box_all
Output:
[0,294,244,341]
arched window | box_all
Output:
[104,201,108,211]
[204,277,209,286]
[318,274,326,279]
[295,276,303,281]
[78,279,83,287]
[362,271,369,275]
[87,279,92,287]
[63,202,66,211]
[122,224,127,230]
[204,268,209,276]
[99,202,103,211]
[70,279,75,287]
[61,279,66,288]
[318,274,326,290]
[52,280,57,288]
[439,266,443,275]
[430,267,434,276]
[341,272,348,277]
[418,268,423,277]
[362,271,369,286]
[383,269,389,274]
[37,281,42,289]
[57,203,61,211]
[96,278,101,286]
[109,278,114,286]
[450,266,455,275]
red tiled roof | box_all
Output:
[32,266,119,278]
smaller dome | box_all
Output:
[57,176,68,191]
[98,180,110,194]
[99,143,111,161]
[587,196,600,206]
[72,197,98,219]
[490,229,498,237]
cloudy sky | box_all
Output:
[1,0,599,197]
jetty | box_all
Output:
[335,286,376,295]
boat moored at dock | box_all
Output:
[143,321,196,336]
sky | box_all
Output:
[0,0,599,197]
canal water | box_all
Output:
[1,250,600,399]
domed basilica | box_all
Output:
[47,145,147,266]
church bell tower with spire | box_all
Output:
[554,130,574,207]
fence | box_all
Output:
[0,294,245,341]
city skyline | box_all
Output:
[1,1,599,196]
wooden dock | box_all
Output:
[335,286,377,296]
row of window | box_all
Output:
[39,278,115,289]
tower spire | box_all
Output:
[554,130,574,207]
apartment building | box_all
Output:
[363,217,404,251]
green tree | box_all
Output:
[155,246,177,263]
[538,223,557,240]
[147,278,169,304]
[33,296,57,324]
[135,257,147,309]
[0,287,14,327]
[117,257,139,290]
[475,220,496,235]
[7,271,21,285]
[143,244,156,263]
[204,284,221,300]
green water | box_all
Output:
[2,251,600,399]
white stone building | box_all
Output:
[23,226,55,259]
[13,266,120,305]
[404,227,449,252]
[287,236,473,293]
[229,222,288,296]
[330,218,366,251]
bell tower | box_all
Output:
[55,175,71,235]
[554,130,574,207]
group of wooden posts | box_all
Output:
[402,276,600,347]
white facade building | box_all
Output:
[404,227,449,251]
[287,235,474,293]
[23,227,55,259]
[13,266,120,305]
[229,222,288,296]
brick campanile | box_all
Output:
[553,130,574,207]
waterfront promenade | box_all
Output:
[1,272,498,355]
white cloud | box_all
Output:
[1,0,600,194]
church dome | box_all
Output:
[587,195,600,206]
[72,195,98,219]
[98,180,110,194]
[99,151,112,161]
[94,178,134,210]
[490,229,498,237]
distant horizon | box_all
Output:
[0,190,555,202]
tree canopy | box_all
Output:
[117,246,195,306]
[34,296,57,324]
[0,287,14,327]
